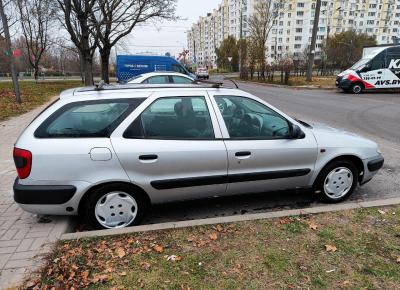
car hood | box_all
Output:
[337,69,355,77]
[309,123,377,149]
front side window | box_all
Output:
[215,96,290,139]
[124,97,214,139]
[172,76,193,84]
[143,76,170,84]
[35,99,143,138]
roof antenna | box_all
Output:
[229,79,239,89]
[95,80,106,91]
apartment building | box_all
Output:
[187,0,400,68]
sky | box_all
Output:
[117,0,221,58]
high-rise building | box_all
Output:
[187,0,400,68]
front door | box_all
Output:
[210,93,318,196]
[111,91,228,203]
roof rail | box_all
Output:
[95,80,107,91]
[192,79,223,88]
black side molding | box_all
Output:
[13,179,76,205]
[368,157,384,172]
[151,169,311,190]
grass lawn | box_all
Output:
[0,81,82,121]
[27,206,400,289]
[237,76,337,89]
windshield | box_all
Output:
[125,74,143,83]
[350,58,371,70]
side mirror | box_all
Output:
[291,125,305,139]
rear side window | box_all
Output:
[35,99,145,138]
[124,97,215,140]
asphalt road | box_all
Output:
[139,79,400,225]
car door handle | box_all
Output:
[139,154,158,161]
[377,71,383,74]
[235,151,252,157]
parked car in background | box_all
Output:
[116,55,195,83]
[127,72,194,84]
[336,44,400,94]
[196,67,209,79]
[13,83,384,229]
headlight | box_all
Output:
[377,148,382,155]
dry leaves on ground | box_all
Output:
[325,244,337,252]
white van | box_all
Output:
[336,45,400,94]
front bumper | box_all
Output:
[14,178,76,205]
[360,155,384,185]
[336,77,352,89]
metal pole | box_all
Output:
[0,0,21,103]
[306,0,322,82]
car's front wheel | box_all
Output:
[84,184,147,229]
[350,83,363,94]
[314,160,358,203]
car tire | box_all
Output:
[314,160,358,203]
[350,83,363,94]
[84,184,147,229]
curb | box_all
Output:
[61,197,400,241]
[234,79,337,91]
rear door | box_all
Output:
[111,90,228,203]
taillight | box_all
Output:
[13,148,32,179]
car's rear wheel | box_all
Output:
[314,160,358,203]
[84,184,147,229]
[350,83,363,94]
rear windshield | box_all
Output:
[35,99,145,138]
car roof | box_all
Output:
[59,83,239,101]
[138,72,192,78]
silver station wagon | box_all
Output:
[13,83,384,229]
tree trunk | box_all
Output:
[100,48,110,83]
[34,66,39,80]
[84,55,94,86]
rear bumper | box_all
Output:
[13,178,76,205]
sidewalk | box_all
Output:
[0,100,70,289]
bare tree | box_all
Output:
[57,0,98,86]
[91,0,178,83]
[16,0,55,80]
[0,0,21,102]
[248,0,282,79]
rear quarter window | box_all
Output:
[35,99,145,138]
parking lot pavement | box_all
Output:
[0,102,70,289]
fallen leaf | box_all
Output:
[187,236,195,242]
[26,281,37,288]
[119,271,127,276]
[153,245,164,253]
[326,269,336,273]
[308,222,318,230]
[341,280,350,287]
[279,217,293,225]
[167,255,182,262]
[116,247,126,258]
[209,233,218,241]
[396,257,400,263]
[140,261,151,270]
[325,244,337,252]
[81,270,89,280]
[378,210,386,215]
